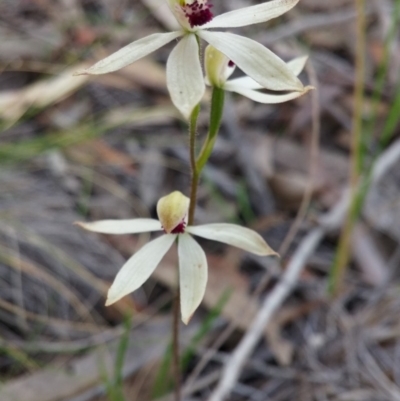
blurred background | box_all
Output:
[1,0,400,400]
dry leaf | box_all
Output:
[0,64,89,122]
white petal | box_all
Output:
[225,55,308,91]
[226,85,314,104]
[225,76,263,90]
[75,219,162,234]
[106,234,176,305]
[178,234,208,324]
[75,31,182,75]
[186,224,278,256]
[202,0,299,29]
[167,34,205,119]
[198,31,303,91]
[287,55,308,76]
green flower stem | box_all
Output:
[196,87,225,172]
[188,104,201,226]
[188,87,225,225]
[329,0,366,295]
[172,289,181,401]
[187,35,203,226]
[178,87,225,399]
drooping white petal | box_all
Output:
[106,234,176,305]
[202,0,299,29]
[287,55,308,77]
[167,34,205,119]
[75,219,162,234]
[178,234,208,324]
[198,31,303,91]
[186,224,278,256]
[75,31,182,75]
[225,85,314,104]
[225,76,264,90]
[224,55,308,91]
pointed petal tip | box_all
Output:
[257,243,279,257]
[74,221,88,229]
[174,104,194,122]
[294,81,306,92]
[181,313,193,325]
[298,85,315,96]
[73,70,88,76]
[292,82,314,93]
[106,288,121,306]
[181,103,204,120]
[104,288,121,306]
[74,221,103,232]
[179,107,193,121]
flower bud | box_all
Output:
[205,45,235,88]
[157,191,190,233]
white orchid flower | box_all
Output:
[76,191,277,324]
[75,0,304,119]
[205,45,314,103]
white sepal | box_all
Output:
[287,55,308,77]
[198,31,303,92]
[202,0,299,29]
[187,224,278,256]
[225,85,314,104]
[225,76,264,90]
[167,34,205,119]
[178,234,208,325]
[106,234,176,305]
[75,31,182,75]
[224,55,308,91]
[75,219,162,234]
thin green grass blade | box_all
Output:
[329,0,400,294]
[360,0,400,169]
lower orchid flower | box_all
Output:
[76,191,277,324]
[205,45,314,103]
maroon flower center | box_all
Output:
[171,221,186,234]
[228,60,235,67]
[161,221,187,234]
[182,0,213,28]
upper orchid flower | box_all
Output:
[75,0,304,119]
[76,191,277,324]
[205,45,314,103]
